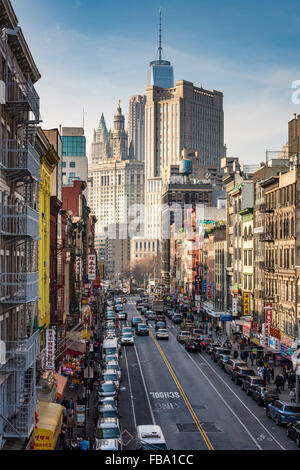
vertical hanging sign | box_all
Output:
[88,254,96,281]
[46,328,56,372]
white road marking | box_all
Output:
[149,391,181,399]
[133,342,156,425]
[123,345,136,429]
[169,327,285,450]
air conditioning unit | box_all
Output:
[0,80,5,105]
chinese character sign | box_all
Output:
[46,328,56,372]
[243,292,250,316]
[207,284,213,299]
[76,257,82,276]
[88,254,96,281]
[266,304,272,325]
[232,298,237,315]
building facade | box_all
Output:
[61,127,88,188]
[128,95,146,162]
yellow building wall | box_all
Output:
[39,163,51,329]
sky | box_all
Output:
[11,0,300,164]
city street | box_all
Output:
[118,299,299,451]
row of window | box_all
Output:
[266,184,295,209]
[62,162,76,168]
[265,247,295,269]
[266,216,295,239]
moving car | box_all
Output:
[156,329,169,340]
[116,311,127,320]
[131,317,143,327]
[232,366,255,385]
[241,376,266,395]
[136,324,149,336]
[206,343,220,355]
[136,425,168,450]
[287,421,300,447]
[122,327,133,335]
[166,310,175,319]
[147,312,156,321]
[185,338,202,353]
[251,386,279,406]
[155,321,166,332]
[266,401,300,426]
[121,332,134,345]
[224,359,247,376]
[98,381,118,399]
[199,337,214,350]
[176,331,190,344]
[155,315,166,323]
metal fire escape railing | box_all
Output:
[0,330,39,438]
[0,204,39,239]
[0,272,39,304]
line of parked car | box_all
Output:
[204,341,300,447]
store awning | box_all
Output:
[34,401,63,450]
[66,342,86,356]
[250,337,261,346]
[55,374,68,400]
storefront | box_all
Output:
[32,401,63,450]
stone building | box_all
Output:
[128,95,146,162]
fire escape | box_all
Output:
[0,31,41,442]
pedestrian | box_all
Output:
[70,438,79,451]
[66,410,75,438]
[69,398,74,410]
[59,423,67,448]
[279,373,285,392]
[79,437,90,450]
[63,439,72,451]
[275,375,281,394]
[290,388,296,403]
[62,404,67,423]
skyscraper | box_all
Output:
[147,9,174,89]
[90,113,110,164]
[61,127,88,189]
[128,95,146,162]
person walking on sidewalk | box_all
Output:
[290,388,296,403]
[275,375,281,394]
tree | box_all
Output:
[123,254,161,286]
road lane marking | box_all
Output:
[124,345,137,429]
[134,308,214,450]
[133,342,156,425]
[168,325,285,450]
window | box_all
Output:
[62,162,66,168]
[70,162,76,168]
[69,172,76,178]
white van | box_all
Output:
[136,425,168,450]
[103,338,119,357]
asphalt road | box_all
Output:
[118,298,300,451]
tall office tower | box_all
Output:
[90,113,109,164]
[61,127,88,192]
[128,95,146,161]
[147,9,174,88]
[112,100,128,161]
[145,80,224,239]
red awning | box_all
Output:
[66,342,86,356]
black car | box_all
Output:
[155,321,166,331]
[241,376,266,395]
[172,314,183,324]
[131,317,143,327]
[185,338,202,353]
[155,315,166,323]
[211,348,231,363]
[251,386,279,406]
[135,323,149,336]
[232,366,255,385]
[217,354,233,369]
[224,359,247,376]
[287,421,300,447]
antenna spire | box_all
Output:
[158,8,162,62]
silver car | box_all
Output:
[156,329,169,340]
[121,333,134,345]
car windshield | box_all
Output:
[122,334,132,338]
[97,428,120,439]
[133,318,141,323]
[159,329,168,333]
[103,374,117,381]
[105,355,117,362]
[284,406,300,413]
[101,383,115,391]
[104,348,117,355]
[138,325,147,329]
[242,370,254,375]
[157,322,165,327]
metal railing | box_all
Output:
[1,139,40,181]
[0,272,39,304]
[0,330,39,372]
[0,204,39,239]
[6,72,40,122]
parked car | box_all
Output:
[98,381,118,399]
[97,397,118,409]
[224,359,247,376]
[116,311,127,320]
[199,337,214,350]
[185,338,202,353]
[251,386,279,406]
[266,401,300,426]
[172,314,183,324]
[95,439,122,451]
[193,329,203,335]
[241,376,266,395]
[101,370,120,389]
[232,366,255,385]
[95,418,121,448]
[106,361,122,380]
[206,343,220,355]
[176,331,190,344]
[217,354,233,369]
[97,405,119,422]
[103,354,118,366]
[131,317,143,327]
[155,321,166,332]
[211,348,231,363]
[287,421,300,447]
[156,329,169,340]
[136,324,149,336]
[121,332,134,345]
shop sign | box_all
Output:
[266,304,272,324]
[76,257,82,276]
[207,284,213,299]
[232,298,238,315]
[261,323,270,348]
[270,325,280,339]
[281,333,293,348]
[202,280,207,294]
[243,322,252,339]
[88,254,96,280]
[269,336,281,352]
[45,328,56,372]
[243,292,250,316]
